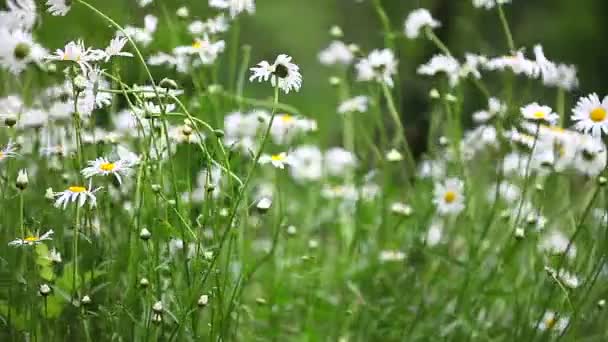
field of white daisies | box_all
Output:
[1,0,608,340]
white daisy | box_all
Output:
[288,145,323,182]
[259,152,293,169]
[404,8,440,39]
[46,0,71,16]
[8,230,54,247]
[324,147,357,177]
[0,140,19,162]
[338,96,369,114]
[574,136,606,177]
[486,51,540,78]
[54,183,102,209]
[472,0,512,10]
[417,54,461,87]
[104,36,133,62]
[521,103,559,125]
[209,0,255,18]
[571,93,608,138]
[175,35,225,65]
[355,49,398,87]
[46,40,104,74]
[250,54,302,94]
[536,311,569,334]
[433,178,466,215]
[318,41,354,66]
[0,28,47,75]
[81,157,133,184]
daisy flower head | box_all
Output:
[0,140,19,162]
[417,54,461,87]
[8,229,54,247]
[54,182,102,209]
[573,136,606,177]
[472,0,512,10]
[250,54,302,94]
[404,8,441,39]
[46,0,71,16]
[259,152,293,169]
[355,49,398,87]
[104,35,133,62]
[536,311,569,334]
[433,177,465,215]
[338,96,369,114]
[81,157,132,184]
[571,93,608,138]
[209,0,255,18]
[318,41,354,66]
[0,28,46,74]
[521,103,558,125]
[46,40,104,74]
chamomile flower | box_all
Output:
[355,49,398,87]
[338,96,369,114]
[404,8,440,39]
[318,41,354,66]
[571,93,608,138]
[0,28,46,74]
[209,0,255,18]
[573,136,606,177]
[417,54,461,87]
[259,152,293,169]
[288,145,323,182]
[8,230,54,247]
[0,140,19,162]
[54,183,102,209]
[46,0,71,16]
[250,54,302,94]
[46,40,104,74]
[433,178,465,215]
[104,36,133,62]
[81,157,132,184]
[472,0,512,10]
[521,103,558,124]
[536,311,569,334]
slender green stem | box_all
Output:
[497,4,516,52]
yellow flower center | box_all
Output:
[533,111,546,119]
[69,186,87,193]
[100,162,116,172]
[590,107,607,123]
[444,191,457,203]
[24,236,38,242]
[192,40,203,49]
[270,154,284,162]
[0,151,3,158]
[280,114,294,123]
[545,316,556,329]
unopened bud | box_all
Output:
[45,187,55,200]
[429,89,440,99]
[329,25,343,38]
[151,184,161,193]
[329,77,341,86]
[286,225,297,236]
[598,299,606,309]
[347,44,359,54]
[81,295,92,305]
[152,301,163,313]
[197,294,209,307]
[4,114,17,127]
[599,177,607,186]
[256,197,272,213]
[39,284,52,296]
[214,129,225,138]
[176,6,189,18]
[16,169,28,190]
[159,78,178,90]
[207,84,222,94]
[140,228,151,241]
[515,227,525,240]
[139,278,150,288]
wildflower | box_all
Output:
[174,35,225,65]
[81,157,132,184]
[197,294,209,307]
[573,136,606,177]
[46,0,71,16]
[54,183,102,209]
[48,247,62,263]
[9,230,54,247]
[0,28,46,74]
[122,15,158,47]
[289,145,323,182]
[533,45,578,91]
[379,250,406,262]
[104,36,133,62]
[472,0,512,10]
[390,202,413,217]
[39,284,52,296]
[46,40,104,73]
[536,311,569,334]
[472,97,506,123]
[268,114,316,145]
[521,103,558,125]
[256,197,272,212]
[404,8,440,39]
[571,93,608,138]
[417,54,461,87]
[0,140,18,162]
[386,149,403,162]
[433,178,465,215]
[152,301,163,313]
[176,6,189,18]
[425,220,443,246]
[318,41,354,66]
[338,96,369,114]
[250,54,302,94]
[209,0,255,18]
[16,169,28,190]
[324,147,357,177]
[259,152,293,169]
[139,228,151,241]
[355,49,398,87]
[539,230,576,259]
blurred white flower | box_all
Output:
[9,230,54,247]
[318,41,354,66]
[46,0,70,16]
[356,49,398,87]
[209,0,255,18]
[404,8,440,39]
[338,96,369,114]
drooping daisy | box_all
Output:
[571,93,608,138]
[46,0,71,16]
[54,183,102,209]
[104,36,133,62]
[573,136,607,177]
[433,177,465,215]
[81,157,133,184]
[355,49,398,87]
[521,103,559,125]
[0,140,19,162]
[533,45,578,91]
[338,96,369,114]
[404,8,440,39]
[259,152,293,169]
[472,0,512,10]
[417,54,461,87]
[8,230,54,247]
[250,54,302,94]
[209,0,255,18]
[486,51,540,78]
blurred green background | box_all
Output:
[34,0,608,149]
